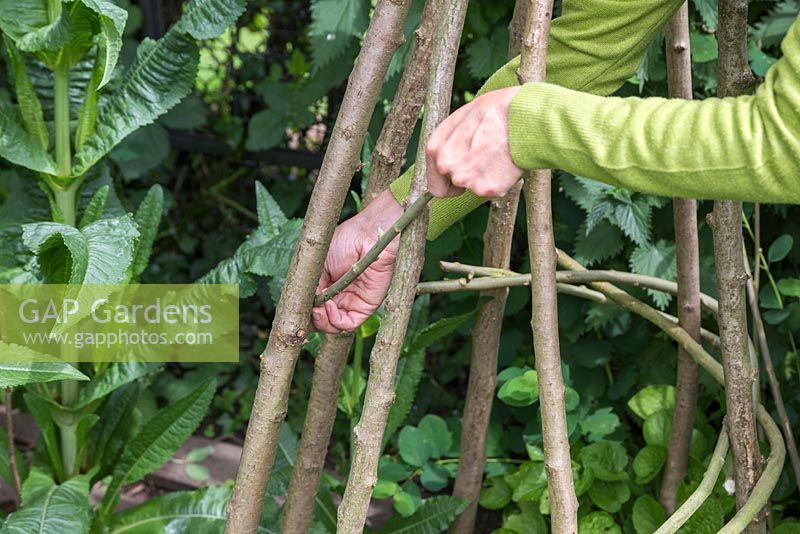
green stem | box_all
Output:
[54,65,71,178]
[52,182,80,226]
[58,420,78,479]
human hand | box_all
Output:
[311,190,403,333]
[425,86,524,198]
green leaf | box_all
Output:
[630,240,676,309]
[643,410,672,446]
[109,484,264,533]
[159,95,207,130]
[612,200,651,246]
[1,470,91,533]
[109,123,170,180]
[465,27,509,79]
[310,0,369,39]
[768,234,794,263]
[393,486,420,518]
[479,476,512,510]
[374,496,468,534]
[778,278,800,297]
[691,0,718,30]
[574,220,624,267]
[78,185,110,228]
[72,0,245,175]
[245,108,288,151]
[633,495,666,533]
[254,181,288,238]
[0,102,57,174]
[420,462,449,492]
[74,362,161,409]
[81,0,128,88]
[690,32,718,63]
[753,0,798,47]
[579,441,629,482]
[22,393,64,480]
[588,480,631,513]
[679,495,724,533]
[184,463,210,481]
[130,185,164,280]
[580,407,621,442]
[632,445,667,484]
[0,344,89,387]
[0,0,72,53]
[23,214,139,284]
[88,381,141,480]
[3,37,48,150]
[505,461,548,502]
[578,511,622,534]
[501,502,548,534]
[100,378,216,516]
[748,42,777,77]
[373,480,399,499]
[497,370,539,407]
[628,385,676,419]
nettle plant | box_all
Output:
[0,0,244,530]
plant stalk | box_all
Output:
[54,65,71,178]
[661,1,701,515]
[337,2,467,530]
[226,2,412,531]
[4,388,21,507]
[449,2,528,531]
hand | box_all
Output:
[311,190,403,333]
[425,86,524,198]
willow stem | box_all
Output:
[314,191,433,306]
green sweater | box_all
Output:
[389,0,800,239]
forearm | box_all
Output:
[508,18,800,205]
[390,0,685,239]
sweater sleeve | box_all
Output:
[390,0,685,239]
[508,16,800,205]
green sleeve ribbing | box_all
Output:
[390,0,685,239]
[508,17,800,205]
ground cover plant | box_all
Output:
[0,0,798,533]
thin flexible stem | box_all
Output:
[742,245,800,493]
[655,425,730,534]
[337,2,467,531]
[661,1,702,515]
[314,191,433,306]
[4,389,21,507]
[226,2,413,531]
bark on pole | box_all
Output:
[661,1,702,515]
[714,1,763,530]
[281,333,353,534]
[225,2,411,531]
[517,1,578,532]
[336,2,468,531]
[281,4,439,529]
[449,3,527,532]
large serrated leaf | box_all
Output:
[74,362,161,409]
[0,102,57,174]
[254,181,287,237]
[81,0,127,88]
[22,393,64,480]
[0,343,89,388]
[22,214,139,284]
[100,378,216,516]
[0,0,72,54]
[88,381,141,480]
[373,496,468,534]
[0,470,91,533]
[129,185,164,280]
[72,0,245,175]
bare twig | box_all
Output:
[281,3,442,529]
[314,191,433,306]
[661,2,702,515]
[516,1,578,531]
[743,247,800,493]
[336,2,468,531]
[281,334,353,533]
[4,388,21,507]
[449,3,527,529]
[226,2,413,531]
[656,425,730,534]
